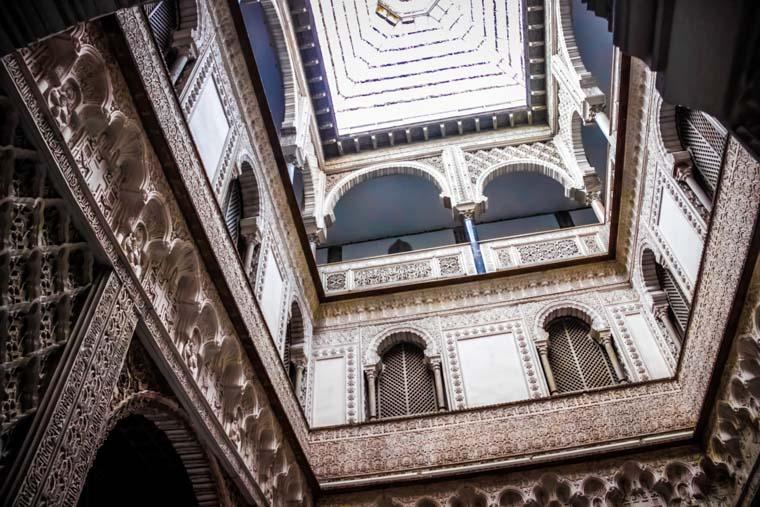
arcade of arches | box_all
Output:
[0,0,759,506]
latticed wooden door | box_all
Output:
[656,264,690,335]
[377,343,437,418]
[547,317,616,393]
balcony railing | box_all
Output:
[319,224,607,294]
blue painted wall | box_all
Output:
[241,0,285,133]
[571,0,613,97]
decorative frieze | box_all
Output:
[320,245,475,294]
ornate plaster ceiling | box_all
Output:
[310,0,528,136]
[292,0,546,157]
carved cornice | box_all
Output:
[320,447,729,505]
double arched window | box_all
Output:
[546,317,618,394]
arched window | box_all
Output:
[224,162,262,279]
[283,302,305,382]
[546,316,617,393]
[145,1,178,61]
[656,262,690,337]
[641,248,690,340]
[376,342,437,418]
[223,177,242,249]
[144,0,200,89]
[675,106,727,198]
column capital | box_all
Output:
[456,207,477,221]
[307,232,321,245]
[673,160,694,182]
[584,190,602,206]
[592,329,613,345]
[426,356,443,370]
[240,217,260,243]
[652,303,670,321]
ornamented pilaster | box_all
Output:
[10,274,138,507]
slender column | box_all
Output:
[243,237,256,270]
[597,331,627,382]
[462,211,486,274]
[674,162,712,210]
[594,111,615,144]
[240,218,260,279]
[365,368,378,420]
[294,363,305,394]
[307,232,319,260]
[430,358,447,411]
[655,305,682,345]
[585,191,606,223]
[537,343,558,395]
[169,53,190,84]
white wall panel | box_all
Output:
[658,190,703,283]
[261,248,284,338]
[457,333,528,407]
[625,313,670,379]
[189,78,229,179]
[312,356,346,427]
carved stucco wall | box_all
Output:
[304,64,760,486]
[3,0,760,503]
[2,17,314,505]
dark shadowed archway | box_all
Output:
[78,414,198,507]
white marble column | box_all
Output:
[537,343,558,395]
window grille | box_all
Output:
[656,264,690,335]
[223,179,242,246]
[547,317,616,393]
[377,343,437,418]
[283,303,304,375]
[145,0,178,59]
[282,325,292,371]
[675,106,727,197]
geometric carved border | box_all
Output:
[10,274,137,506]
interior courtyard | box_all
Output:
[0,0,759,505]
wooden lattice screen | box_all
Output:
[656,264,690,335]
[377,343,437,418]
[144,1,178,59]
[223,179,242,246]
[547,317,616,394]
[676,106,727,197]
